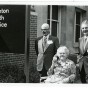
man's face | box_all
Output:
[81,23,88,35]
[41,29,50,36]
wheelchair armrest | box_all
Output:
[40,76,48,82]
[41,76,48,79]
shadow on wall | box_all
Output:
[68,54,77,64]
[68,54,81,83]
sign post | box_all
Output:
[24,5,30,83]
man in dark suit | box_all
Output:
[35,23,59,77]
[77,20,88,83]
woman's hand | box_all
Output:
[58,81,63,84]
[57,78,69,84]
[62,78,69,83]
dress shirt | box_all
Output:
[43,34,50,43]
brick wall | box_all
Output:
[0,11,37,70]
[29,12,37,68]
[0,52,24,69]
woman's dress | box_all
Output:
[44,58,76,83]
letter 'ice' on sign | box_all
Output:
[0,22,7,27]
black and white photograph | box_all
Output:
[0,2,88,86]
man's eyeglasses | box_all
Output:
[41,29,49,31]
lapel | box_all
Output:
[38,37,43,54]
[44,35,52,52]
[80,37,85,54]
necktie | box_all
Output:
[43,36,47,51]
[44,36,47,46]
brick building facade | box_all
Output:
[0,5,88,72]
[35,5,88,54]
[29,12,37,68]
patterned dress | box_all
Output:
[44,58,76,83]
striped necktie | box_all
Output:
[43,36,47,47]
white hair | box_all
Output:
[81,20,88,25]
[41,23,49,29]
[57,46,69,56]
[81,20,88,30]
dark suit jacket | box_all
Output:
[35,35,59,71]
[78,36,88,74]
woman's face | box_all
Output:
[57,49,67,61]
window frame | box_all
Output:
[73,8,82,47]
[47,5,59,37]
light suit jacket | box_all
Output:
[78,36,88,74]
[35,35,59,71]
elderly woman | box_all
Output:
[44,46,76,83]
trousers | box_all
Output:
[79,63,86,83]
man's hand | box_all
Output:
[77,55,81,59]
[77,55,82,63]
[76,64,79,67]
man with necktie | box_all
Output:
[77,20,88,83]
[35,23,60,77]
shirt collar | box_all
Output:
[43,34,50,40]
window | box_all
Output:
[74,8,82,46]
[47,5,59,37]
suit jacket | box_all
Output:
[78,36,88,74]
[35,35,59,71]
